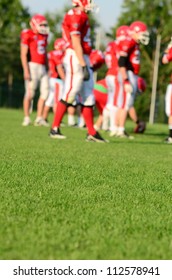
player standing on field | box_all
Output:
[50,0,107,142]
[102,27,127,134]
[20,14,49,126]
[116,21,150,138]
[162,39,172,143]
[42,38,66,126]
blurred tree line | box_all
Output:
[0,0,172,122]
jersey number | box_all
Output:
[37,40,46,55]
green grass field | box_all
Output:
[0,108,172,260]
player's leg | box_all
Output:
[22,63,38,126]
[165,84,172,143]
[67,105,77,126]
[42,77,58,126]
[117,71,137,138]
[81,56,107,142]
[93,85,107,131]
[35,66,49,126]
[106,75,118,134]
[50,49,83,139]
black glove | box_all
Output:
[82,65,90,81]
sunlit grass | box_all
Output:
[0,108,171,260]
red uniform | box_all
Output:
[94,79,108,114]
[105,41,118,76]
[117,36,140,75]
[20,29,48,65]
[62,8,92,55]
[48,50,64,78]
[165,46,172,62]
[90,49,105,71]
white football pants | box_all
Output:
[61,48,95,106]
[25,62,49,100]
[45,78,63,107]
[165,83,172,117]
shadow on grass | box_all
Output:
[107,138,167,145]
[144,132,167,137]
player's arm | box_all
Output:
[118,56,128,81]
[162,47,172,64]
[20,44,30,80]
[71,34,90,80]
[118,55,133,94]
[57,65,65,80]
[71,34,86,66]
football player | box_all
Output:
[116,21,149,138]
[50,0,107,142]
[93,77,146,133]
[42,38,66,126]
[162,40,172,143]
[103,25,129,135]
[20,14,49,126]
[76,49,105,129]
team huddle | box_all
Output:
[20,0,172,143]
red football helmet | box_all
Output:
[30,14,49,35]
[72,0,98,12]
[129,21,149,45]
[90,49,105,71]
[116,25,129,39]
[137,76,146,93]
[54,38,66,51]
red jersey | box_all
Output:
[165,46,172,62]
[20,29,48,65]
[105,41,118,76]
[117,36,140,75]
[62,8,92,55]
[48,50,64,78]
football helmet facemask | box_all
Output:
[30,14,49,35]
[129,21,150,45]
[72,0,99,13]
[54,38,66,51]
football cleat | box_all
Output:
[34,117,44,126]
[134,121,146,133]
[49,128,66,139]
[109,130,118,137]
[40,119,50,127]
[117,130,134,139]
[164,137,172,144]
[22,117,32,126]
[86,132,108,143]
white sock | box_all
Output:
[109,106,118,131]
[78,116,85,127]
[102,107,110,130]
[118,127,125,133]
[68,114,76,126]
